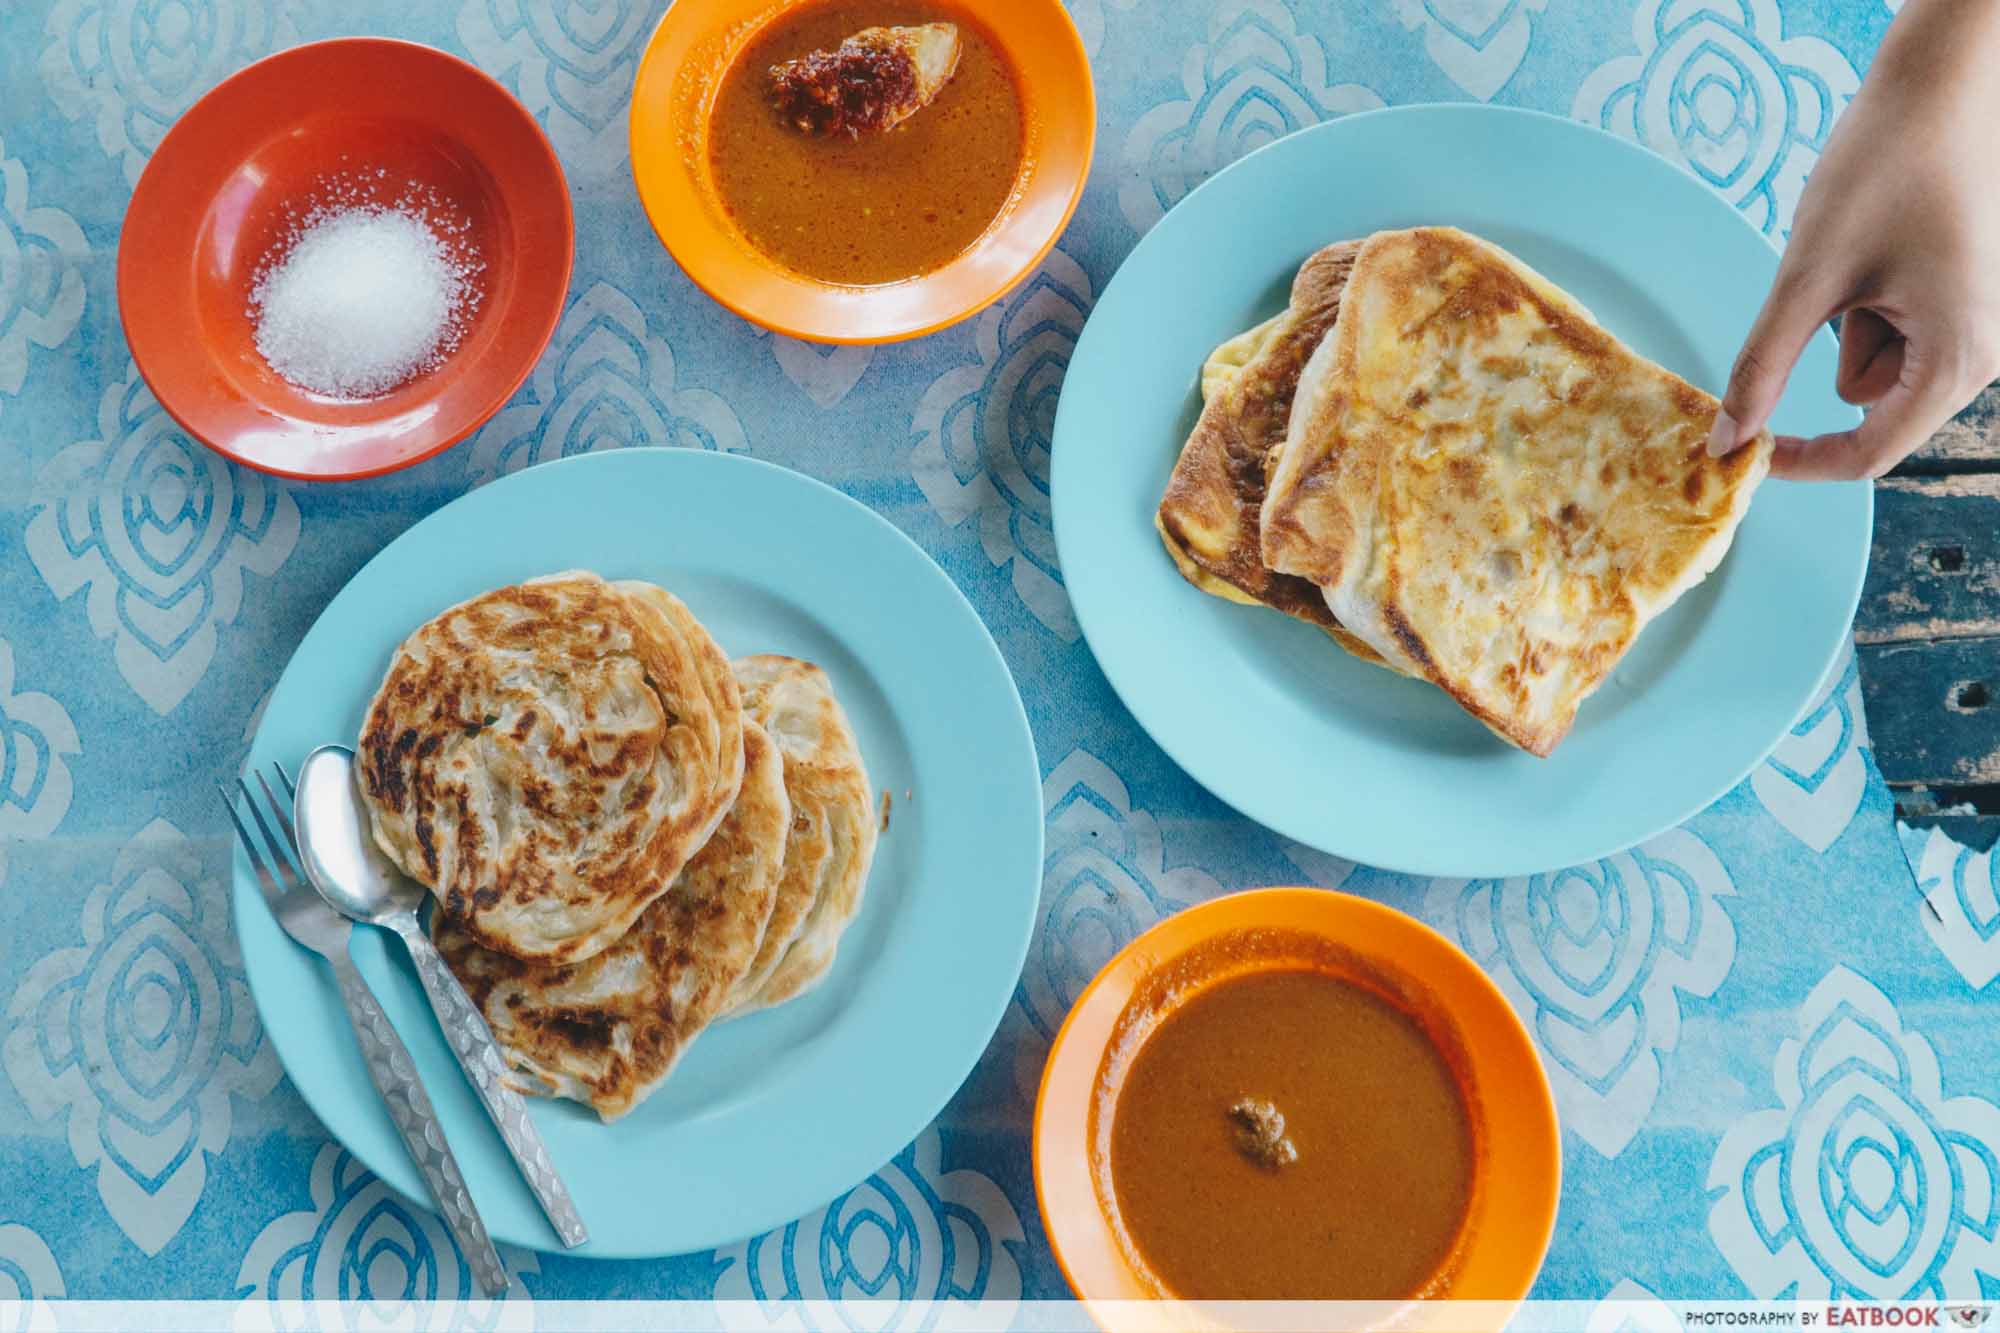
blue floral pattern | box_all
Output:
[910,252,1091,641]
[1118,0,1384,234]
[457,0,653,175]
[1708,966,2000,1300]
[464,283,748,485]
[712,1128,1022,1327]
[0,138,86,403]
[1910,827,2000,991]
[1015,750,1221,1047]
[1394,0,1551,100]
[24,364,299,715]
[38,0,304,183]
[0,0,1977,1308]
[1065,0,1138,58]
[236,1144,537,1312]
[0,1223,63,1302]
[0,640,80,890]
[1425,829,1739,1157]
[1573,0,1860,237]
[2,819,278,1255]
[1753,646,1873,853]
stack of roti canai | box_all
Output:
[1158,226,1774,757]
[356,571,879,1120]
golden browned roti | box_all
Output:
[358,571,745,965]
[1154,241,1390,670]
[724,654,878,1016]
[1261,227,1773,755]
[434,722,791,1121]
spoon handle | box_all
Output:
[330,954,512,1297]
[394,914,591,1249]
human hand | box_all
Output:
[1707,0,2000,481]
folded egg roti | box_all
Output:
[1155,241,1391,669]
[1261,227,1773,756]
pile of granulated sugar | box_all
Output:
[249,179,483,399]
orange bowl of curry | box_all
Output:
[629,0,1094,344]
[1034,888,1559,1327]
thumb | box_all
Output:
[1707,270,1840,458]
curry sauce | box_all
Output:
[1100,953,1475,1301]
[707,1,1025,285]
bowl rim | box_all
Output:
[115,35,575,483]
[1032,886,1562,1327]
[626,0,1096,345]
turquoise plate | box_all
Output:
[1051,105,1871,878]
[236,449,1042,1257]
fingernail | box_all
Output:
[1706,407,1739,458]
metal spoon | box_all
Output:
[292,743,588,1249]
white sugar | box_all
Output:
[250,192,481,400]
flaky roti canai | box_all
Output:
[1155,241,1390,669]
[434,722,790,1120]
[724,655,878,1016]
[1261,227,1773,756]
[359,571,745,965]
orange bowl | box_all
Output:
[628,0,1094,344]
[1034,888,1560,1330]
[117,38,574,482]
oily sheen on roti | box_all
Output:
[1262,227,1773,756]
[359,571,745,964]
[724,654,878,1016]
[1155,241,1389,669]
[434,722,790,1120]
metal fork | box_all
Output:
[223,764,510,1299]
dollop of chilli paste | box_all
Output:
[768,40,917,138]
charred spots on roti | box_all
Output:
[1383,604,1438,677]
[426,717,794,1120]
[1256,226,1770,756]
[361,725,415,813]
[1156,239,1365,637]
[355,573,746,965]
[622,773,658,814]
[414,814,438,878]
[543,1008,615,1053]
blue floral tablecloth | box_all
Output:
[3,0,1996,1317]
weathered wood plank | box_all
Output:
[1891,784,2000,853]
[1897,380,2000,471]
[1897,815,2000,855]
[1858,636,2000,786]
[1856,474,2000,644]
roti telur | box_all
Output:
[1154,240,1391,670]
[1260,226,1773,755]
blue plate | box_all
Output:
[236,448,1042,1257]
[1051,106,1871,878]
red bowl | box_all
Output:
[117,38,574,482]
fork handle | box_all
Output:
[392,914,589,1248]
[331,955,512,1298]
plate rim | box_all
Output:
[235,447,1044,1256]
[1050,103,1873,878]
